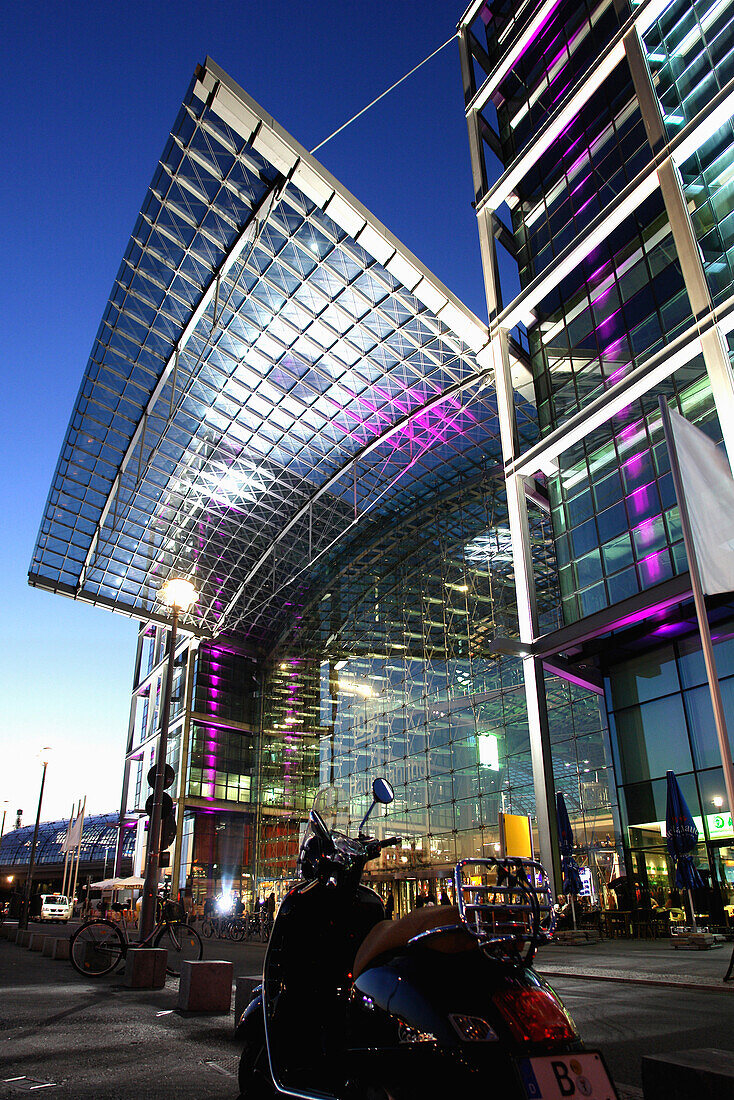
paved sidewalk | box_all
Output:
[536,935,734,992]
[0,931,260,1099]
[2,926,733,1099]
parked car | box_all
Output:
[40,895,73,923]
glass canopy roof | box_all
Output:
[30,59,535,645]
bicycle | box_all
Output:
[69,908,203,978]
[201,915,222,939]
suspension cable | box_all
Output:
[309,31,459,155]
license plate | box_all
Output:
[517,1052,618,1099]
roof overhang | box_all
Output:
[30,59,534,644]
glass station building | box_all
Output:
[0,813,135,898]
[459,0,734,917]
[30,58,611,913]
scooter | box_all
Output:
[236,778,618,1100]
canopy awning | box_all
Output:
[30,59,535,649]
[89,876,144,891]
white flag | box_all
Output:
[60,818,73,854]
[66,810,84,851]
[670,408,734,594]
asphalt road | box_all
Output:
[2,923,734,1098]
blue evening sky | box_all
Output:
[1,1,489,822]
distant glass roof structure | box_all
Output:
[30,59,535,646]
[0,812,135,868]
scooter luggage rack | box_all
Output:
[454,858,555,952]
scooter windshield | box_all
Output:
[312,784,343,831]
[310,785,354,838]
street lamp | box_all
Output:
[19,747,52,930]
[139,578,198,940]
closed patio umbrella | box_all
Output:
[556,791,583,930]
[665,770,704,931]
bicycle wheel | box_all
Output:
[231,918,247,942]
[70,919,125,977]
[201,918,215,939]
[155,921,203,976]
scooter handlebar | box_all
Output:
[364,835,402,860]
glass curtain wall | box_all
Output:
[254,477,615,911]
[606,624,734,920]
[126,625,259,906]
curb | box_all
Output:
[539,967,734,993]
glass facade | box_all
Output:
[463,0,734,921]
[254,478,614,904]
[125,624,259,905]
[606,627,734,916]
[642,0,734,304]
[0,813,135,870]
[551,370,720,622]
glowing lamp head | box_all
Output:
[38,746,53,765]
[160,578,198,611]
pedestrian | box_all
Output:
[384,893,395,919]
[439,889,450,906]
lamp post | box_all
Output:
[19,748,52,930]
[139,578,198,940]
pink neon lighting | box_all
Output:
[638,549,669,585]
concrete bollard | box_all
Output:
[642,1048,734,1099]
[16,930,31,947]
[51,938,70,960]
[28,934,47,952]
[178,960,233,1014]
[124,947,167,989]
[42,937,56,957]
[234,976,261,1033]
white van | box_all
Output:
[40,895,73,923]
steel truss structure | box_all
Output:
[29,59,538,652]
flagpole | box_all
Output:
[659,397,734,832]
[70,797,86,907]
[64,801,80,897]
[61,803,74,898]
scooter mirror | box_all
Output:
[372,778,394,805]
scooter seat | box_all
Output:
[353,905,475,978]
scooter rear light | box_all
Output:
[492,987,578,1044]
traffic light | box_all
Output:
[146,763,177,852]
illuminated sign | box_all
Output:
[578,866,593,898]
[629,812,734,841]
[708,812,734,839]
[499,812,533,859]
[478,732,500,770]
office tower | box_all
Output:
[460,0,734,915]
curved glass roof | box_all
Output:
[30,59,535,647]
[0,812,136,867]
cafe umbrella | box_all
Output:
[556,791,583,930]
[665,769,705,931]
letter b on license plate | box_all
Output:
[517,1052,618,1099]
